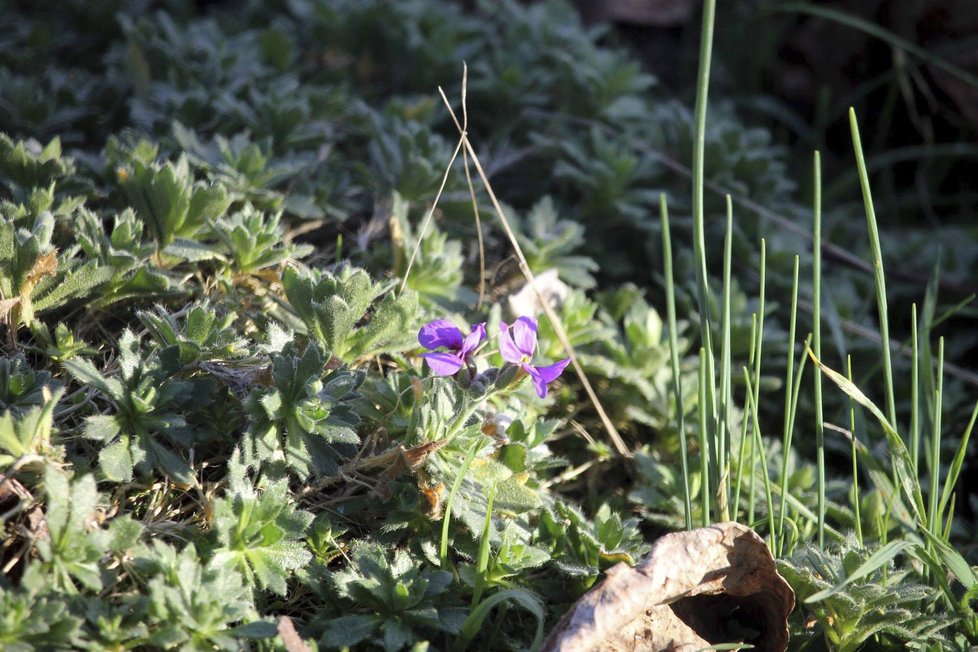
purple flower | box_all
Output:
[499,316,571,398]
[418,319,486,376]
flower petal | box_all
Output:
[421,352,464,376]
[525,365,550,399]
[534,358,571,384]
[459,322,487,357]
[418,319,464,351]
[498,322,524,363]
[511,316,538,356]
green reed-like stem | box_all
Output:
[692,0,718,474]
[813,150,826,549]
[733,313,758,520]
[776,256,801,553]
[847,355,863,546]
[698,348,711,527]
[661,194,692,530]
[718,195,733,522]
[911,304,920,473]
[927,337,944,538]
[744,368,776,549]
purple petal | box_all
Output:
[459,322,487,358]
[524,365,550,399]
[421,352,465,376]
[418,319,464,351]
[535,358,571,384]
[511,317,538,357]
[498,322,524,363]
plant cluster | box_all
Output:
[1,0,976,651]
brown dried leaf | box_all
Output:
[23,250,59,290]
[543,522,794,652]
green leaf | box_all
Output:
[99,438,134,482]
[63,358,124,401]
[37,466,107,593]
[84,415,122,443]
[320,614,382,648]
[210,467,314,595]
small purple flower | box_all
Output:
[499,316,571,398]
[418,319,487,376]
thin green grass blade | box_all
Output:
[927,338,944,537]
[808,347,927,525]
[441,440,483,567]
[812,150,825,549]
[768,483,846,543]
[776,256,800,553]
[698,348,711,527]
[780,333,812,548]
[691,0,718,467]
[733,313,758,519]
[847,355,863,546]
[660,194,692,530]
[943,494,955,542]
[747,239,766,527]
[911,304,920,472]
[918,528,978,590]
[743,368,775,547]
[718,195,733,522]
[849,108,897,431]
[691,0,717,334]
[454,588,545,652]
[938,398,978,520]
[921,256,941,427]
[471,482,496,608]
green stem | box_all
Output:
[813,150,825,550]
[847,355,863,546]
[692,0,719,481]
[661,194,692,530]
[698,348,711,527]
[776,256,800,554]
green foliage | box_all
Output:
[513,196,598,289]
[63,330,198,484]
[0,209,113,328]
[0,385,63,468]
[209,455,313,596]
[390,194,468,307]
[213,204,313,275]
[2,0,976,649]
[36,466,108,594]
[0,134,78,202]
[0,355,58,414]
[536,501,648,580]
[139,302,251,366]
[318,542,464,651]
[118,154,231,249]
[283,265,419,361]
[29,321,97,363]
[0,573,82,651]
[243,340,362,477]
[147,540,263,650]
[780,538,956,651]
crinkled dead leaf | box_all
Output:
[543,522,794,652]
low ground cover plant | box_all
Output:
[1,0,976,650]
